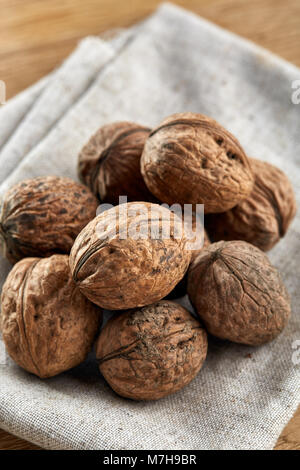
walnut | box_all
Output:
[69,202,191,309]
[78,121,155,204]
[187,241,291,345]
[205,158,297,251]
[0,254,101,378]
[0,176,98,264]
[141,113,254,213]
[96,300,207,400]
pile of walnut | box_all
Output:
[0,113,296,401]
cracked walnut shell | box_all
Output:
[187,241,291,345]
[141,113,254,213]
[69,202,192,310]
[205,158,297,251]
[0,176,98,263]
[0,254,102,378]
[96,301,208,400]
[78,121,155,204]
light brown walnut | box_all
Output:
[69,202,192,310]
[78,121,155,204]
[0,254,102,378]
[141,113,254,213]
[0,176,98,263]
[205,158,297,251]
[187,241,291,345]
[96,300,208,400]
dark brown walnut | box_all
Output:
[69,202,191,310]
[78,121,155,204]
[187,240,291,345]
[0,176,98,263]
[205,158,297,251]
[141,112,254,213]
[0,255,101,378]
[96,301,208,400]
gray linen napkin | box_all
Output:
[0,75,49,152]
[0,38,115,182]
[0,3,299,450]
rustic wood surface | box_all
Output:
[0,0,299,450]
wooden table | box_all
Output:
[0,0,299,450]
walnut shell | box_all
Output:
[0,176,98,263]
[187,241,291,345]
[69,202,191,309]
[96,300,208,400]
[78,121,155,204]
[205,158,297,251]
[141,113,254,213]
[0,254,101,378]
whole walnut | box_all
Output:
[141,113,254,213]
[96,300,208,400]
[187,241,291,345]
[205,158,297,251]
[0,255,101,378]
[0,176,98,263]
[69,202,191,310]
[78,121,155,204]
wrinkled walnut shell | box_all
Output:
[205,158,297,251]
[78,121,155,204]
[69,202,191,310]
[187,241,291,345]
[96,300,208,400]
[0,255,101,378]
[0,176,98,263]
[141,113,254,213]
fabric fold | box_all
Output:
[0,38,115,183]
[0,75,50,154]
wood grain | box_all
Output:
[1,0,300,99]
[0,429,41,450]
[0,0,299,450]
